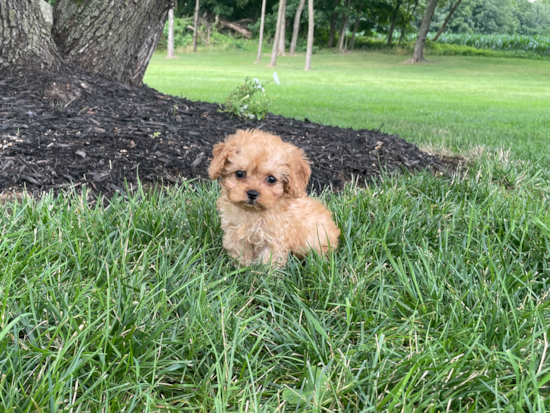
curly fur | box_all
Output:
[208,129,340,267]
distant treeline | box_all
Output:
[167,0,550,45]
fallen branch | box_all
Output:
[219,19,251,38]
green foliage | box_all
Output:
[162,16,194,48]
[158,18,258,52]
[352,36,414,53]
[165,0,550,53]
[222,77,275,120]
[431,0,550,36]
[368,31,550,58]
[427,41,515,57]
[175,0,257,20]
[435,33,550,57]
[209,30,258,51]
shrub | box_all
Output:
[222,75,279,120]
[162,17,194,49]
[435,33,550,57]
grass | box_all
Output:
[2,52,550,410]
[2,162,550,411]
[144,51,550,170]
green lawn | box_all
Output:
[2,52,550,411]
[145,50,550,166]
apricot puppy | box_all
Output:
[208,129,340,267]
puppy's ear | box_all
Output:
[208,141,235,179]
[285,148,311,198]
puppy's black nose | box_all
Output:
[247,190,259,201]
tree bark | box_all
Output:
[52,0,170,85]
[349,5,362,50]
[278,0,287,55]
[167,9,176,58]
[406,0,439,63]
[269,0,286,66]
[337,0,351,52]
[0,0,62,74]
[432,0,462,41]
[290,0,307,55]
[387,0,402,45]
[255,0,267,63]
[327,0,340,48]
[193,0,200,51]
[1,0,171,85]
[304,0,314,70]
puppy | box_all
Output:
[208,129,340,267]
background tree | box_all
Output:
[432,0,462,41]
[349,5,363,50]
[337,0,352,52]
[164,0,550,51]
[269,0,286,66]
[387,0,402,45]
[255,0,268,62]
[327,0,340,47]
[406,0,439,63]
[290,0,307,54]
[168,8,176,58]
[399,0,419,45]
[193,0,200,51]
[427,0,550,36]
[278,0,287,55]
[305,0,315,69]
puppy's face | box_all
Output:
[208,130,311,211]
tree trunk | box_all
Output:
[398,0,418,45]
[255,0,267,63]
[387,0,402,45]
[327,0,340,48]
[269,0,286,67]
[278,0,287,56]
[304,0,314,70]
[433,0,462,41]
[337,0,351,52]
[193,0,200,51]
[167,8,176,58]
[1,0,171,85]
[290,0,307,55]
[0,0,62,74]
[406,0,439,63]
[52,0,170,85]
[344,31,349,51]
[349,5,362,50]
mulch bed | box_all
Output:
[0,69,456,196]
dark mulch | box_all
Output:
[0,69,456,196]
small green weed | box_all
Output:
[222,74,279,120]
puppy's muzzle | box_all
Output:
[247,190,259,203]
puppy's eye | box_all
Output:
[235,171,245,179]
[266,176,277,184]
